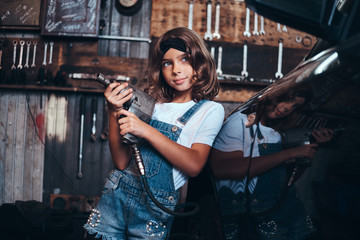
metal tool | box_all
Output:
[204,1,213,41]
[212,2,221,39]
[42,41,48,66]
[277,23,282,32]
[90,97,97,142]
[188,0,194,30]
[31,41,37,68]
[282,25,288,32]
[216,46,223,75]
[241,43,249,77]
[275,39,284,79]
[11,41,17,70]
[49,41,54,64]
[260,16,265,35]
[252,12,259,36]
[243,8,251,37]
[78,96,85,178]
[17,41,25,69]
[24,41,31,68]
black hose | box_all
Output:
[132,144,200,217]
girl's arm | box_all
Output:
[209,143,318,179]
[104,82,134,170]
[117,109,212,177]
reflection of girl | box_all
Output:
[84,27,224,239]
[209,90,333,240]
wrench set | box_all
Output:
[9,40,55,70]
[0,39,59,85]
[191,1,294,82]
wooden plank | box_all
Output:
[0,92,9,204]
[98,0,113,55]
[23,93,36,200]
[4,92,17,202]
[32,93,46,201]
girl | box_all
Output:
[209,89,333,240]
[84,27,225,239]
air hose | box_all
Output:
[132,144,200,217]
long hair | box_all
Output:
[145,27,219,102]
[253,87,313,131]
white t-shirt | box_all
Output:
[212,111,282,194]
[152,100,225,190]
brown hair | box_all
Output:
[145,27,219,102]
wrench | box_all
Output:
[188,1,194,30]
[259,16,265,35]
[212,2,221,39]
[90,97,97,142]
[24,41,31,68]
[277,23,282,33]
[78,96,85,178]
[275,39,284,79]
[216,46,223,75]
[210,46,215,58]
[241,43,248,77]
[17,41,25,69]
[49,41,54,64]
[11,41,17,70]
[204,1,213,41]
[31,41,37,68]
[243,8,251,37]
[42,41,48,66]
[252,12,259,36]
[282,25,288,32]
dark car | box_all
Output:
[181,1,360,240]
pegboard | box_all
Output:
[151,0,316,49]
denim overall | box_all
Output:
[220,126,315,240]
[84,100,207,240]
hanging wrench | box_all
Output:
[188,1,194,30]
[243,8,251,37]
[216,46,223,75]
[78,96,85,178]
[210,46,215,58]
[252,12,259,36]
[17,41,25,69]
[49,41,54,64]
[204,1,213,41]
[241,43,248,77]
[11,41,17,70]
[275,39,284,79]
[282,25,288,32]
[42,41,48,66]
[212,2,221,39]
[90,97,97,142]
[31,41,37,68]
[259,16,265,35]
[24,41,31,68]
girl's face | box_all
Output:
[266,96,306,119]
[161,48,195,102]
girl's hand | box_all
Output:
[117,109,151,139]
[104,82,133,118]
[289,143,319,160]
[312,127,334,143]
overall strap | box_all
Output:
[177,100,208,125]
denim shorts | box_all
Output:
[84,169,176,240]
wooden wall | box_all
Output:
[0,0,317,204]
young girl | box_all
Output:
[209,89,333,240]
[84,27,225,239]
